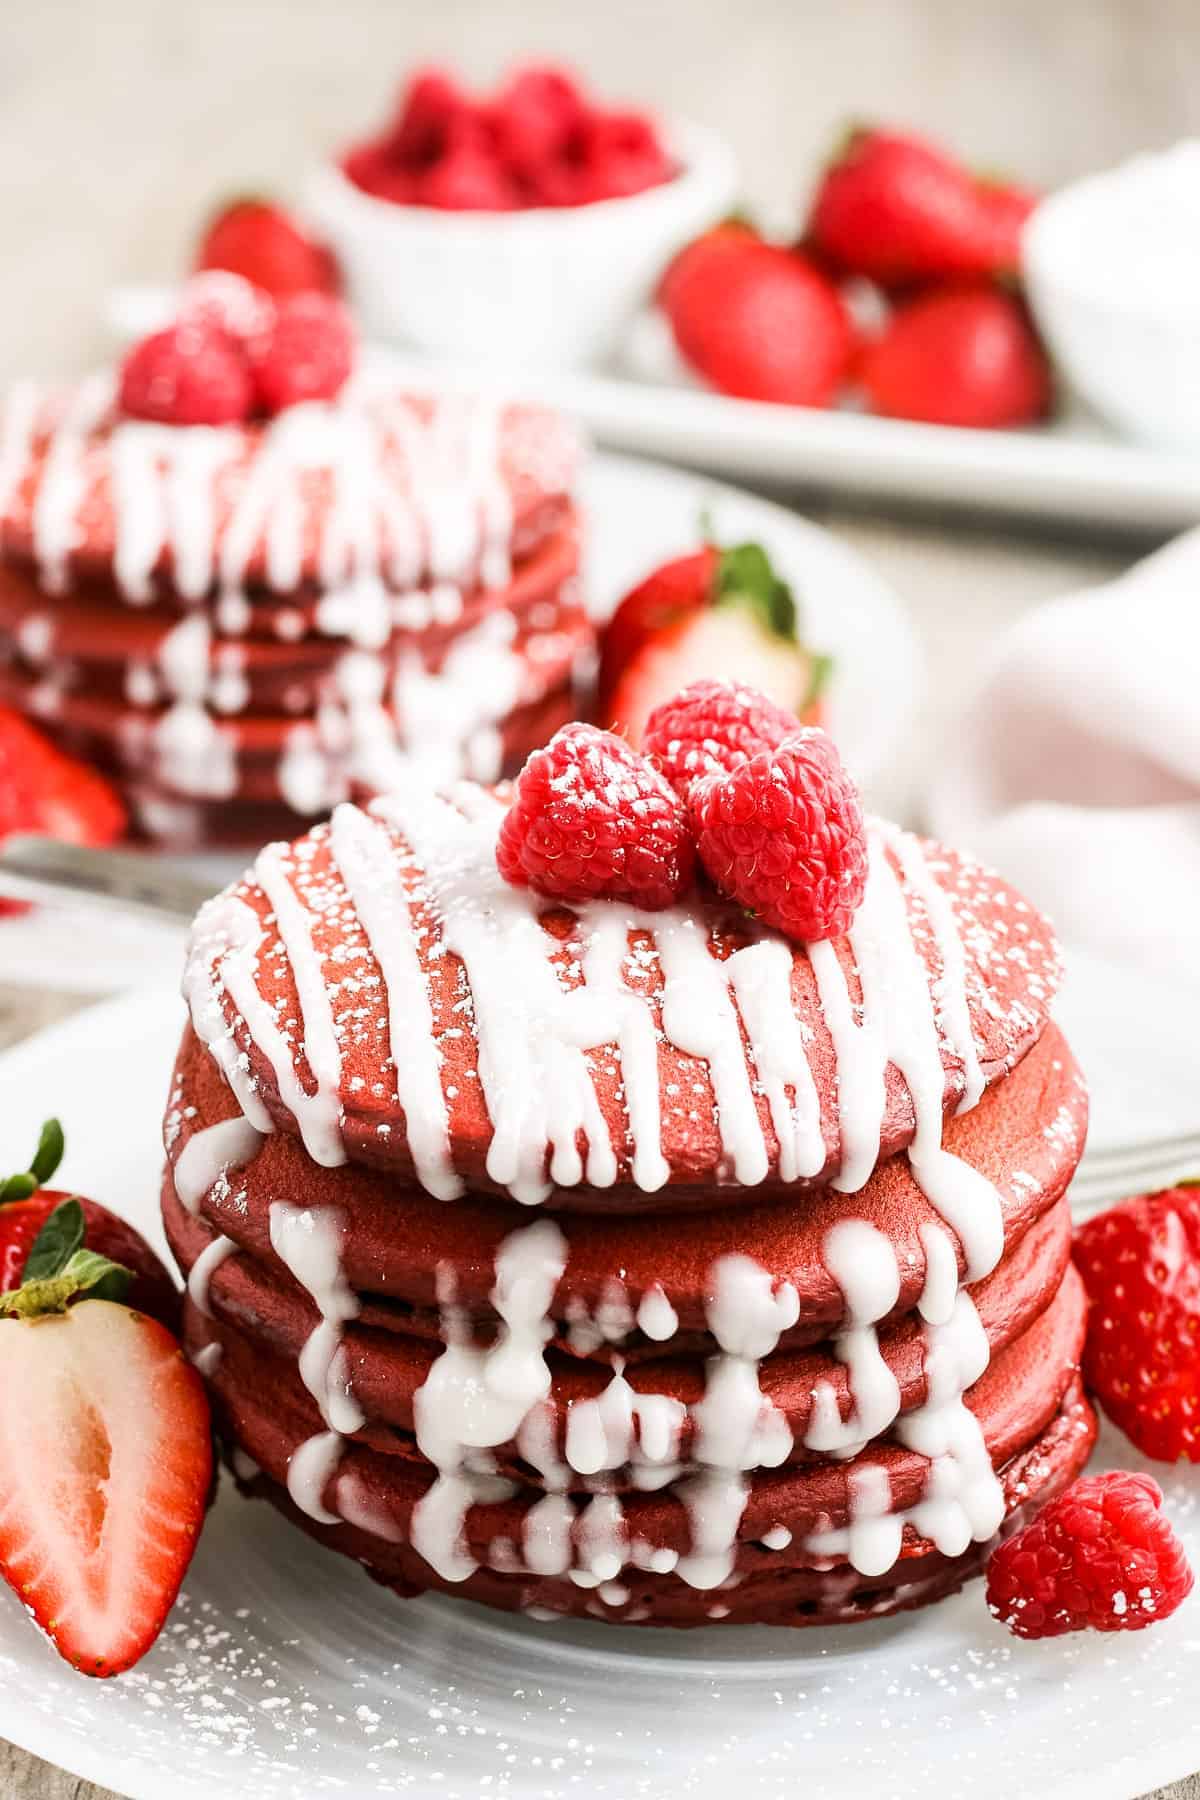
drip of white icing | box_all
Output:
[181,895,277,1135]
[190,1341,222,1377]
[636,1283,678,1342]
[0,381,38,520]
[760,1525,792,1550]
[268,1202,363,1436]
[174,1116,264,1215]
[31,374,114,592]
[806,1220,902,1457]
[410,1220,566,1582]
[251,843,346,1167]
[674,1255,799,1590]
[286,1429,344,1525]
[809,828,1004,1280]
[327,803,460,1199]
[185,1233,236,1318]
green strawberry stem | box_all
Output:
[0,1197,130,1320]
[0,1117,65,1203]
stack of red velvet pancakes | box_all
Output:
[0,375,584,848]
[162,776,1095,1628]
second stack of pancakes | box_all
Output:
[163,777,1095,1628]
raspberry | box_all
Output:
[986,1472,1193,1639]
[690,727,867,942]
[249,293,356,414]
[490,65,585,182]
[118,322,254,426]
[642,679,803,799]
[178,271,275,347]
[1074,1185,1200,1461]
[496,723,694,911]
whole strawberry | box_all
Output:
[690,725,868,942]
[496,722,694,911]
[642,678,804,799]
[118,321,255,426]
[195,197,339,299]
[598,537,829,750]
[664,238,853,406]
[986,1472,1193,1639]
[860,285,1051,429]
[806,126,1036,287]
[1075,1184,1200,1462]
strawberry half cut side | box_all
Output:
[599,533,831,750]
[0,1199,211,1676]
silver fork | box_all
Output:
[0,835,213,923]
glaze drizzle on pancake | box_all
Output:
[172,778,1074,1602]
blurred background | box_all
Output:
[3,0,1196,388]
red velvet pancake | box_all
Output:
[183,796,1061,1208]
[0,599,592,807]
[0,376,588,846]
[0,379,580,598]
[219,1379,1095,1628]
[162,770,1088,1634]
[0,515,581,714]
[163,1017,1085,1345]
[185,1273,1092,1625]
[168,1184,1072,1472]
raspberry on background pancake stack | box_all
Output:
[0,375,585,848]
[163,779,1096,1628]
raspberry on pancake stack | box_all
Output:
[0,321,584,850]
[162,694,1096,1629]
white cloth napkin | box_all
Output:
[928,528,1200,1155]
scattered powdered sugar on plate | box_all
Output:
[0,964,1198,1800]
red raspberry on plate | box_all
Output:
[496,723,694,911]
[986,1471,1194,1639]
[1074,1184,1200,1461]
[118,322,254,426]
[690,726,867,941]
[249,293,357,413]
[642,679,803,799]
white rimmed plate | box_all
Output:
[0,452,921,993]
[110,286,1200,533]
[0,986,1197,1800]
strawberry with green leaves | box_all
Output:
[0,1121,178,1328]
[597,536,830,751]
[0,1182,211,1677]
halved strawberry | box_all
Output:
[598,537,830,750]
[0,709,126,916]
[0,1200,211,1676]
[0,1119,179,1329]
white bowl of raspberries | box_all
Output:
[306,64,738,371]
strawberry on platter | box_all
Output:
[194,197,339,299]
[805,125,1037,289]
[596,534,830,752]
[859,283,1051,429]
[0,1136,210,1677]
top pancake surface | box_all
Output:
[183,779,1061,1209]
[0,373,580,600]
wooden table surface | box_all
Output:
[2,0,1199,1792]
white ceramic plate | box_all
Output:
[0,984,1198,1800]
[0,452,920,993]
[110,285,1200,534]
